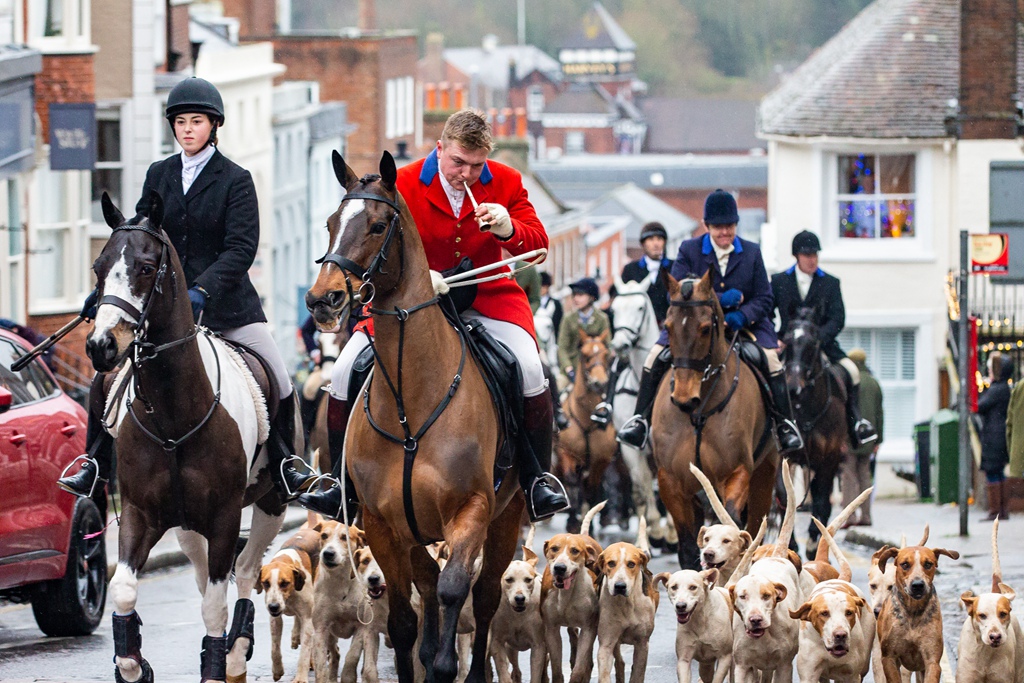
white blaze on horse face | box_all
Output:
[92,246,145,338]
[330,198,366,256]
[792,327,805,341]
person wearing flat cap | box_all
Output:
[620,221,672,324]
[617,189,804,453]
[771,230,877,448]
[557,277,613,427]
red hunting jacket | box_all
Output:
[393,150,548,337]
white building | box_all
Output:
[758,0,1024,474]
[270,80,346,365]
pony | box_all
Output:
[651,272,780,570]
[86,192,289,683]
[554,330,616,533]
[304,151,524,683]
[781,311,848,559]
[609,273,677,551]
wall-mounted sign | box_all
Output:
[49,103,96,171]
[971,233,1009,274]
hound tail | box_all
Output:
[689,462,739,528]
[813,486,873,563]
[581,500,607,538]
[775,460,796,558]
[992,518,1002,594]
[813,517,851,582]
[918,525,930,546]
[524,524,536,555]
[637,516,650,556]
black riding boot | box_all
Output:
[547,366,569,431]
[844,382,877,447]
[58,375,114,498]
[521,393,570,522]
[617,350,671,449]
[590,357,618,429]
[297,397,356,519]
[769,371,804,453]
[268,393,315,499]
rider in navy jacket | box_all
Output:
[617,189,803,454]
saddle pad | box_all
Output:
[102,330,271,456]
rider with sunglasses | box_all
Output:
[60,78,313,501]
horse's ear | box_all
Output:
[699,269,713,291]
[666,273,680,298]
[147,191,164,230]
[379,150,397,191]
[332,150,359,189]
[101,192,125,229]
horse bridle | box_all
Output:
[668,296,722,378]
[612,291,652,351]
[99,224,171,338]
[315,191,405,305]
[785,322,834,430]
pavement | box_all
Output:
[103,504,311,577]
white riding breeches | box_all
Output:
[644,343,784,374]
[329,310,547,401]
[837,356,861,385]
[220,322,293,399]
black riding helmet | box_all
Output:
[639,221,668,243]
[165,77,225,148]
[792,230,821,255]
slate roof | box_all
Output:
[642,98,763,153]
[443,44,562,91]
[545,83,619,115]
[759,0,967,139]
[560,1,636,51]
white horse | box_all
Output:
[609,273,678,550]
[534,304,560,372]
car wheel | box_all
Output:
[31,498,107,636]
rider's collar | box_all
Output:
[785,264,825,277]
[701,234,743,255]
[419,148,494,186]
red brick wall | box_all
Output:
[271,35,418,168]
[166,3,192,71]
[220,0,276,39]
[35,54,95,139]
[544,127,617,155]
[959,0,1019,139]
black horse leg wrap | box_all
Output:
[227,598,256,661]
[200,635,228,682]
[112,611,143,663]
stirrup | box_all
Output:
[853,419,878,446]
[527,473,570,522]
[590,402,612,426]
[279,455,316,498]
[297,474,346,520]
[777,418,804,452]
[58,455,104,499]
[617,415,649,450]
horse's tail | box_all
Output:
[581,500,607,538]
[813,486,873,563]
[774,460,796,558]
[727,516,767,586]
[688,463,739,528]
[992,518,1002,594]
[812,517,851,582]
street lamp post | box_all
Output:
[959,229,970,537]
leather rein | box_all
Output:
[785,328,834,433]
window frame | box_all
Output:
[27,0,91,52]
[28,164,91,315]
[91,108,125,226]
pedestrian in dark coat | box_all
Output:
[977,354,1013,520]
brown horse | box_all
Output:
[652,272,780,570]
[86,193,288,683]
[304,151,523,683]
[555,330,617,533]
[781,313,848,559]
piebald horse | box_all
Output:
[652,272,780,570]
[86,193,289,683]
[304,151,523,683]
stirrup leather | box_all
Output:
[58,454,105,499]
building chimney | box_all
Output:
[958,0,1019,139]
[424,32,445,84]
[358,0,376,32]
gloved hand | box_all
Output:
[719,289,744,309]
[188,287,207,321]
[80,288,99,320]
[724,310,747,332]
[476,203,514,239]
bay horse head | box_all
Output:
[306,150,409,331]
[577,330,611,394]
[664,271,724,412]
[86,191,182,373]
[783,308,822,398]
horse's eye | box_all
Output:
[370,221,387,235]
[139,264,156,276]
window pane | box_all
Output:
[839,200,876,238]
[0,0,14,43]
[883,384,916,441]
[880,154,915,194]
[31,229,66,298]
[880,199,914,238]
[901,330,916,379]
[38,169,66,225]
[45,0,63,36]
[96,119,121,162]
[0,340,36,405]
[91,169,122,222]
[838,154,875,195]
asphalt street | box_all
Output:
[1,504,989,683]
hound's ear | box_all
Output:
[877,546,899,574]
[101,192,125,229]
[147,191,164,230]
[593,551,606,575]
[728,584,739,612]
[379,150,397,191]
[773,582,788,604]
[255,569,266,594]
[332,150,359,188]
[999,583,1017,601]
[543,539,552,557]
[293,570,305,592]
[738,531,753,551]
[871,545,891,566]
[696,526,708,548]
[653,571,671,589]
[522,546,538,567]
[789,602,812,622]
[932,548,960,563]
[961,591,978,615]
[585,543,600,569]
[351,527,367,548]
[701,568,720,588]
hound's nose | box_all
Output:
[553,563,567,577]
[268,602,281,615]
[874,606,881,618]
[367,574,381,587]
[322,548,337,565]
[990,633,1003,646]
[833,631,848,645]
[703,550,716,563]
[613,581,628,596]
[910,580,927,598]
[748,616,764,629]
[514,594,526,607]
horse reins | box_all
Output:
[786,332,835,433]
[317,190,464,546]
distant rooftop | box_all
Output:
[642,98,763,153]
[443,42,561,91]
[560,1,636,51]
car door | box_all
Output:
[0,338,41,565]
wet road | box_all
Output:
[1,512,961,682]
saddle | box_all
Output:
[735,335,774,407]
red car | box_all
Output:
[0,327,106,636]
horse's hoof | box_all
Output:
[665,541,679,553]
[115,659,154,683]
[566,518,581,534]
[648,534,666,550]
